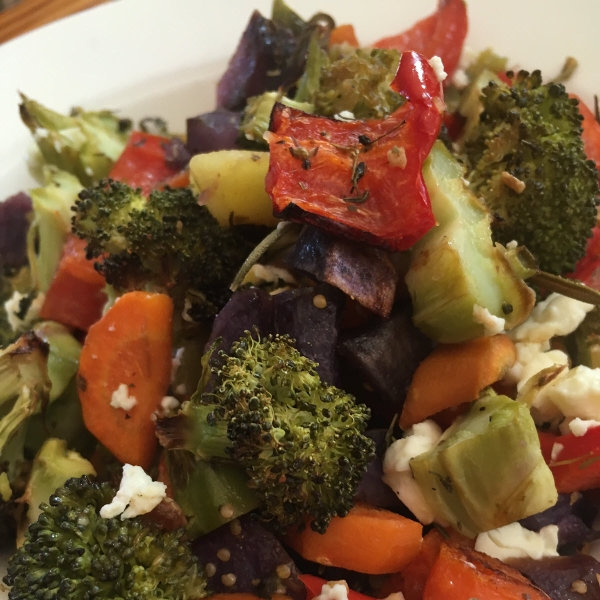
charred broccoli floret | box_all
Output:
[71,180,252,317]
[462,70,600,275]
[295,41,403,119]
[4,475,207,600]
[156,331,375,533]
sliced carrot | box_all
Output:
[39,235,107,331]
[78,291,173,469]
[423,541,550,600]
[329,24,359,48]
[400,334,516,429]
[285,503,422,575]
[399,529,445,600]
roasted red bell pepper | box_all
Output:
[39,235,107,331]
[539,427,600,493]
[374,0,468,79]
[299,575,376,600]
[265,51,442,252]
[109,131,181,195]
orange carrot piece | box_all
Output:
[39,235,107,331]
[400,334,516,429]
[78,291,173,469]
[329,24,359,47]
[423,542,550,600]
[285,503,422,575]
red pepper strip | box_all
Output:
[265,51,442,252]
[373,0,468,79]
[299,575,376,600]
[539,427,600,493]
[108,131,181,195]
[39,236,107,331]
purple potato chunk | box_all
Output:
[0,192,32,271]
[192,515,304,600]
[206,283,344,386]
[286,226,398,318]
[520,493,599,550]
[163,137,192,171]
[272,283,345,385]
[509,555,600,600]
[337,300,434,426]
[186,109,242,156]
[216,11,310,111]
[355,430,405,511]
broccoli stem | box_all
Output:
[158,403,231,461]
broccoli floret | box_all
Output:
[462,70,600,275]
[19,95,131,186]
[4,475,207,600]
[156,331,375,533]
[297,43,404,119]
[71,180,252,318]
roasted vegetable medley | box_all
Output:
[3,1,600,599]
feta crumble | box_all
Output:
[568,417,600,437]
[333,111,356,122]
[110,383,137,411]
[474,522,559,562]
[545,366,600,421]
[4,291,45,332]
[472,304,505,336]
[382,420,442,524]
[509,293,594,344]
[428,56,447,83]
[313,582,349,600]
[551,442,564,462]
[99,464,166,519]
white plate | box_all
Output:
[0,0,599,594]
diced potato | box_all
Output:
[189,150,279,228]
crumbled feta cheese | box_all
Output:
[474,522,559,562]
[110,383,137,411]
[472,304,505,336]
[99,464,166,519]
[313,582,349,600]
[568,417,600,437]
[506,342,569,392]
[509,293,594,344]
[506,240,519,250]
[428,56,447,83]
[551,442,564,462]
[546,366,600,421]
[333,111,355,122]
[4,291,45,332]
[382,420,442,525]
